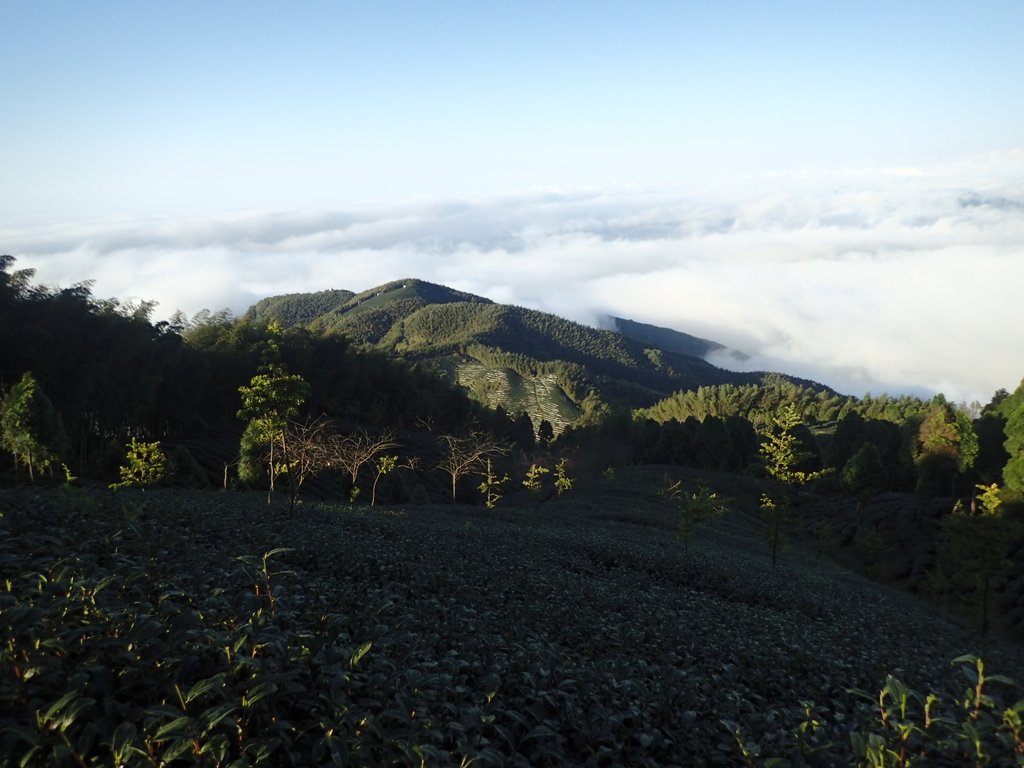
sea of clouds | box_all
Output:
[5,153,1023,405]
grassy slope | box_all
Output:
[2,476,1021,766]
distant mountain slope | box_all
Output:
[611,316,748,360]
[243,279,828,433]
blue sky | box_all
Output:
[3,1,1023,402]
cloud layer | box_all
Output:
[6,154,1024,405]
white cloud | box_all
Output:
[5,152,1024,405]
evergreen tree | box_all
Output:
[511,411,536,452]
[236,328,311,505]
[759,403,823,567]
[913,399,978,504]
[829,411,866,469]
[1002,380,1024,493]
[760,403,816,486]
[935,484,1019,636]
[0,371,68,481]
[696,416,736,470]
[841,443,885,503]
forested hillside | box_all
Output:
[244,288,355,328]
[4,254,1024,764]
[241,279,831,437]
[0,258,521,492]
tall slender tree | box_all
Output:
[759,403,822,567]
[237,328,311,504]
[0,372,68,481]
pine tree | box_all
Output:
[759,403,822,567]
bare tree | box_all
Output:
[436,432,510,502]
[331,429,401,503]
[280,416,336,515]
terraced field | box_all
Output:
[455,361,579,434]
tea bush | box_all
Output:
[1,486,1021,766]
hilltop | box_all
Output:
[245,278,822,433]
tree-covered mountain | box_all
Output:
[245,278,826,434]
[609,315,743,360]
[4,253,1024,649]
[0,260,517,486]
[244,288,355,328]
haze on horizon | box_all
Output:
[3,1,1023,406]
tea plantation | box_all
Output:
[2,472,1022,766]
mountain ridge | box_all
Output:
[245,278,830,433]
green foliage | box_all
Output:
[761,403,820,486]
[371,455,398,506]
[522,463,550,498]
[976,482,1002,515]
[0,260,501,478]
[0,371,68,481]
[553,457,573,496]
[167,444,209,488]
[842,443,885,498]
[846,655,1023,767]
[110,438,167,489]
[237,367,310,438]
[237,353,311,501]
[237,420,269,486]
[436,432,510,502]
[245,288,355,329]
[243,277,844,431]
[758,405,822,567]
[913,399,978,501]
[933,487,1020,636]
[860,527,891,579]
[638,376,930,430]
[665,478,727,555]
[476,457,510,509]
[1,487,1023,767]
[760,493,794,568]
[1003,380,1024,493]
